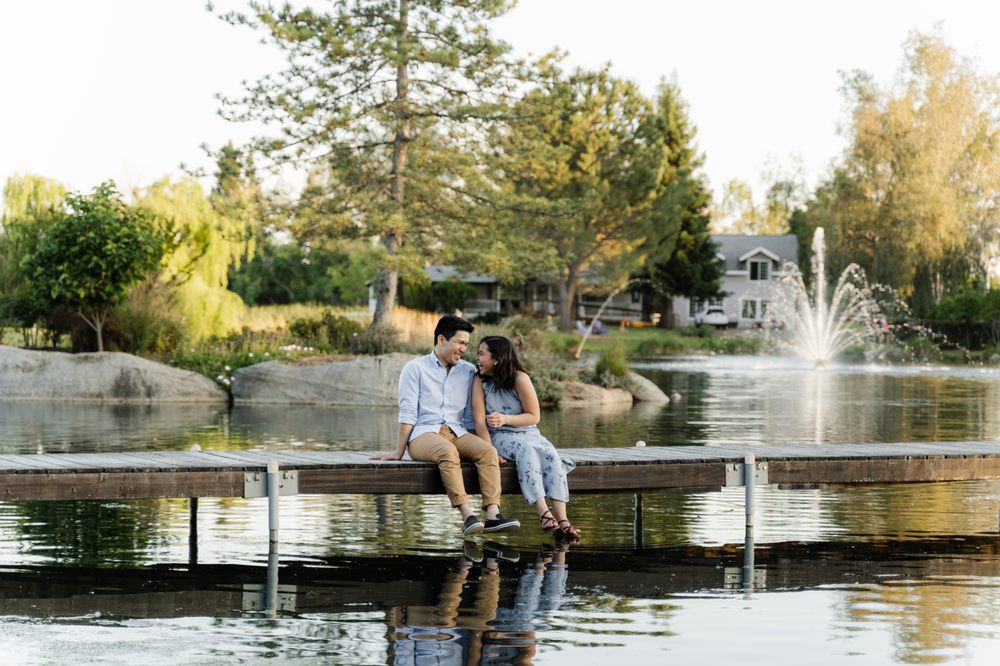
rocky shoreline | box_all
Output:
[0,347,670,406]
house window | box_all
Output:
[631,289,641,304]
[689,299,705,317]
[749,259,771,281]
[741,299,757,319]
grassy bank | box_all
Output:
[541,325,768,358]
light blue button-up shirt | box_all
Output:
[398,352,477,442]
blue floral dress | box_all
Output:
[483,379,575,504]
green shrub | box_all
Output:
[503,314,548,336]
[520,348,572,406]
[106,281,186,355]
[289,310,364,351]
[350,324,401,355]
[594,341,629,387]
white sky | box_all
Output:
[2,0,999,206]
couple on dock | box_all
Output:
[372,315,580,540]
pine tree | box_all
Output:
[645,82,724,326]
[217,1,522,329]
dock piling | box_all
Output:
[267,460,280,546]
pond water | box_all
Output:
[2,355,1000,664]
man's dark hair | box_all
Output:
[434,315,474,346]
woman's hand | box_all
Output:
[486,412,505,428]
[498,455,508,465]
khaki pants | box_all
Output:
[409,426,501,508]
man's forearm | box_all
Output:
[395,423,414,456]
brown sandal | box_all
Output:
[538,510,558,532]
[557,519,581,538]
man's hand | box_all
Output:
[498,455,508,465]
[370,451,403,461]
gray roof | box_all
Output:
[712,234,798,272]
[425,265,497,284]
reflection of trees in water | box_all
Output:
[823,483,1000,663]
[0,403,226,454]
[13,500,166,566]
[842,582,1000,664]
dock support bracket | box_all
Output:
[724,459,768,487]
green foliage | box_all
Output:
[518,348,571,406]
[217,1,525,328]
[401,278,477,314]
[477,67,675,330]
[106,280,186,355]
[230,239,377,307]
[289,310,364,351]
[350,324,402,356]
[0,174,66,328]
[24,182,173,352]
[798,31,1000,308]
[138,177,250,342]
[595,342,630,387]
[644,83,725,309]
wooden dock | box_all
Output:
[2,441,1000,501]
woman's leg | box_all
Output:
[496,436,545,505]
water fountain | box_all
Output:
[781,227,882,366]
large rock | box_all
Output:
[0,346,227,403]
[623,371,670,403]
[560,381,633,406]
[232,353,415,405]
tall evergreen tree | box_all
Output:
[644,82,724,326]
[217,0,523,330]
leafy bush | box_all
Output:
[350,324,401,355]
[289,310,364,351]
[520,348,572,406]
[594,341,629,387]
[106,281,186,354]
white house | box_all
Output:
[673,234,800,329]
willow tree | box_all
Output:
[217,0,521,329]
[0,175,67,331]
[811,32,1000,311]
[137,177,252,342]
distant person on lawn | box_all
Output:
[371,315,520,536]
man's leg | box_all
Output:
[455,434,518,531]
[409,431,469,508]
[409,430,484,533]
[454,433,501,513]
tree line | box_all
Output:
[6,5,995,354]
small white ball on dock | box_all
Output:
[670,392,682,401]
[635,440,646,447]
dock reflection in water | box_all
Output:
[2,537,1000,664]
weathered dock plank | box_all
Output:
[2,442,1000,501]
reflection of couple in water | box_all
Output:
[392,541,571,665]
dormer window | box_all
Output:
[749,259,770,281]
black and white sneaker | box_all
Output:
[463,515,485,536]
[483,513,520,533]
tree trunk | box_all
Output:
[557,265,580,331]
[371,0,410,330]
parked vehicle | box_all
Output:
[695,306,729,328]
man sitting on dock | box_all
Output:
[371,315,520,536]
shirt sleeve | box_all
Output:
[397,361,419,425]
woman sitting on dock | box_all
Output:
[472,335,581,539]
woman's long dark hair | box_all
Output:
[480,335,526,390]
